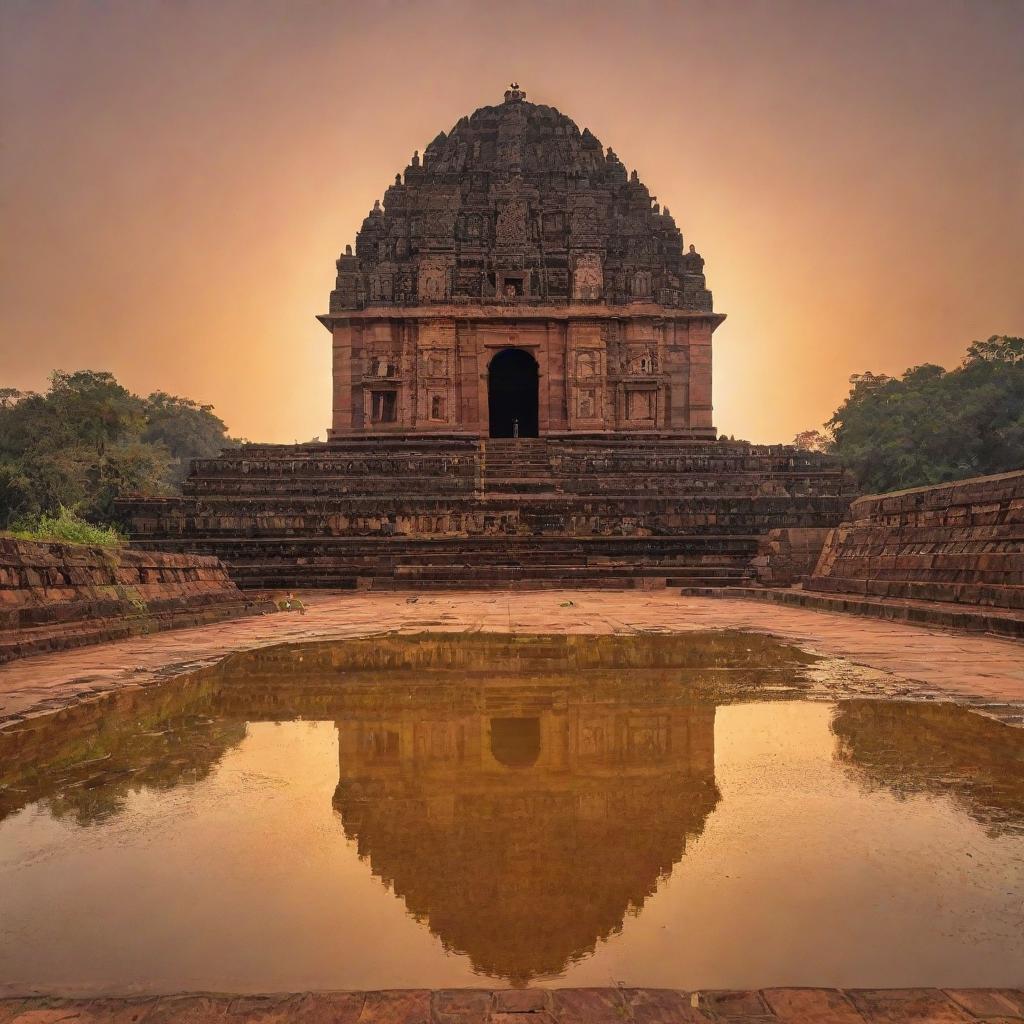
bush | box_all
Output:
[7,506,125,548]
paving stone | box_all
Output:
[548,989,627,1023]
[943,990,1024,1019]
[224,996,305,1022]
[491,991,548,1014]
[430,991,490,1022]
[762,989,865,1023]
[354,991,431,1024]
[990,993,1024,1017]
[78,1000,159,1024]
[285,994,364,1024]
[136,997,229,1024]
[698,990,770,1017]
[846,989,972,1023]
[625,988,710,1022]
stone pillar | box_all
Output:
[664,318,690,430]
[330,321,354,437]
[688,318,714,430]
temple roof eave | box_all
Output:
[317,308,727,331]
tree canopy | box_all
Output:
[794,336,1024,494]
[0,371,239,527]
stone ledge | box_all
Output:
[0,537,276,664]
[1,988,1021,1022]
[677,586,1024,639]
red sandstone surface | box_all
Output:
[1,590,1021,732]
[1,988,1023,1023]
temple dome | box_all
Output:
[329,86,713,313]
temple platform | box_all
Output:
[117,437,856,589]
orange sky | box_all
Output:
[2,0,1022,444]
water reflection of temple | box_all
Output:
[1,632,826,981]
[331,682,718,982]
[6,633,1024,981]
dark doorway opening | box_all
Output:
[490,717,541,768]
[488,348,539,438]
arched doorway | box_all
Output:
[488,348,539,438]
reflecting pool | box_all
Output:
[0,632,1021,994]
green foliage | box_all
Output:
[0,370,239,528]
[8,505,126,547]
[143,392,236,487]
[823,336,1024,493]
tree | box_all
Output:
[792,429,832,453]
[822,336,1024,493]
[142,392,240,487]
[0,370,238,528]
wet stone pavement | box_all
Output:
[2,989,1024,1023]
[1,591,1023,731]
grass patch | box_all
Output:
[7,506,126,548]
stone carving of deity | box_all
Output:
[577,390,596,419]
[572,253,603,301]
[417,258,449,302]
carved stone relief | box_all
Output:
[417,258,449,302]
[575,350,599,379]
[572,253,603,301]
[495,199,529,245]
[576,389,598,420]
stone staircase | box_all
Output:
[145,535,762,592]
[481,438,553,496]
[117,436,855,591]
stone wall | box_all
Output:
[0,538,273,663]
[807,470,1024,609]
[751,528,833,587]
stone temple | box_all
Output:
[119,86,856,589]
[325,83,717,440]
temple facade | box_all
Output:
[117,88,856,590]
[321,85,720,439]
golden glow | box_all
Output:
[2,1,1021,443]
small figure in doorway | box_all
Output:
[512,418,520,439]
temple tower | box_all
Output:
[319,85,722,439]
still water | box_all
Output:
[1,632,1022,993]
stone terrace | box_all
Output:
[116,437,854,590]
[688,471,1024,639]
[809,469,1024,609]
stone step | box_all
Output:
[367,577,658,591]
[677,585,1024,638]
